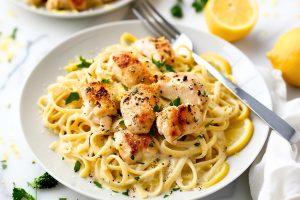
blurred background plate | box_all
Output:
[11,0,133,18]
[20,20,272,200]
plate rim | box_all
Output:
[19,20,272,200]
[11,0,134,18]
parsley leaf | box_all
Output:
[153,104,161,112]
[10,28,18,40]
[165,64,175,72]
[152,58,166,69]
[74,160,81,172]
[66,92,80,104]
[134,176,140,181]
[202,90,207,97]
[171,3,183,18]
[119,120,125,125]
[132,87,139,94]
[101,79,110,84]
[163,194,169,198]
[77,56,92,68]
[59,198,67,200]
[169,97,181,107]
[112,190,118,193]
[1,160,7,170]
[173,187,180,191]
[93,181,102,188]
[122,189,129,196]
[192,0,208,12]
[12,186,35,200]
[28,172,58,189]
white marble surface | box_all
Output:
[0,0,299,199]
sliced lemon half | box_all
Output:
[204,0,258,42]
[202,162,229,188]
[225,118,253,156]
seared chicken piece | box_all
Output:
[134,37,175,65]
[25,0,44,6]
[81,82,117,131]
[121,84,160,134]
[113,130,158,164]
[46,0,102,11]
[46,0,74,10]
[107,51,153,88]
[156,104,204,144]
[157,72,208,110]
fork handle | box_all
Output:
[192,53,297,143]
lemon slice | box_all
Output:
[204,0,258,42]
[225,118,253,156]
[201,53,232,75]
[202,162,229,188]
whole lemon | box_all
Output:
[267,28,300,87]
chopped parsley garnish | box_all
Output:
[74,160,81,172]
[132,87,139,94]
[173,187,180,191]
[122,189,129,196]
[171,3,183,18]
[66,92,80,104]
[202,90,207,97]
[192,0,208,12]
[62,157,65,160]
[165,64,175,72]
[134,176,140,181]
[119,120,125,126]
[122,84,128,91]
[152,58,176,72]
[112,136,115,141]
[130,155,135,160]
[10,27,18,40]
[12,186,35,200]
[93,181,102,188]
[187,67,193,72]
[101,79,110,84]
[59,198,67,200]
[28,172,58,189]
[77,56,92,69]
[163,194,169,198]
[32,160,35,164]
[112,190,118,193]
[169,97,181,107]
[153,104,161,112]
[152,58,166,69]
[1,160,7,170]
[205,120,214,128]
[194,143,200,147]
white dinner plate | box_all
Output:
[11,0,133,18]
[20,20,272,200]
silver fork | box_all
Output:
[132,0,297,143]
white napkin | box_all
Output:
[249,65,300,200]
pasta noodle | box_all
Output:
[38,33,251,198]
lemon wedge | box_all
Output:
[204,0,258,42]
[202,162,229,188]
[201,53,232,75]
[267,28,300,87]
[225,118,253,156]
